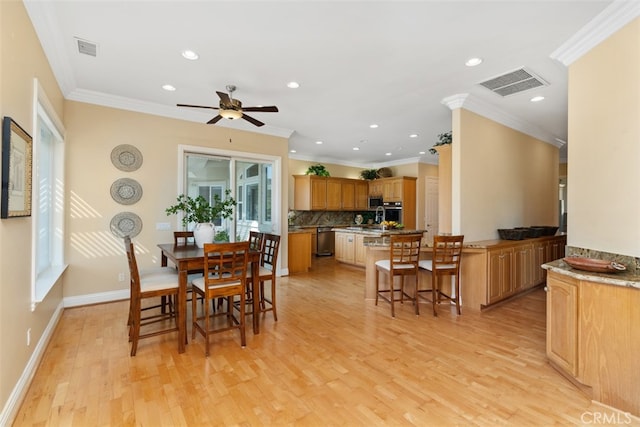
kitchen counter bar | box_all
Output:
[542,258,640,289]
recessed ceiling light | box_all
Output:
[465,57,483,67]
[290,149,297,153]
[315,140,323,145]
[162,84,176,91]
[530,96,545,102]
[385,152,392,156]
[181,50,199,60]
[369,124,378,129]
[287,81,300,89]
[353,147,360,151]
[419,151,426,155]
[409,134,418,138]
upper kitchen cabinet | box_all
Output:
[294,176,369,211]
[294,175,327,210]
[368,177,417,226]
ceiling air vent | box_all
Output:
[479,68,547,97]
[76,38,97,57]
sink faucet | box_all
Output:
[375,205,385,224]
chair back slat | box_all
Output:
[124,236,141,294]
[249,231,265,252]
[390,234,422,269]
[203,241,250,287]
[261,233,281,270]
[432,235,464,274]
[174,231,195,246]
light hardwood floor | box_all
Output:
[13,257,623,426]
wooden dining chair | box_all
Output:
[375,234,423,317]
[174,230,195,246]
[124,236,179,356]
[417,234,464,316]
[191,241,250,356]
[255,233,281,321]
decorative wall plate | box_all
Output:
[110,144,143,172]
[110,178,142,205]
[110,212,142,238]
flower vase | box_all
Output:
[193,223,215,248]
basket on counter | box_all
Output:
[532,226,559,236]
[498,228,526,240]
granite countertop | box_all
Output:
[543,259,640,289]
[335,227,426,237]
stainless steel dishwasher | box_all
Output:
[316,226,335,256]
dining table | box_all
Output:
[158,242,262,353]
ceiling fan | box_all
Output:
[177,85,278,127]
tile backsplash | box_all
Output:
[289,210,373,226]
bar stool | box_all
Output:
[417,234,464,316]
[375,234,423,317]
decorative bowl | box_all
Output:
[563,257,626,273]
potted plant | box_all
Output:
[360,169,378,180]
[165,189,237,248]
[305,164,330,176]
[429,131,452,155]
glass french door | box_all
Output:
[184,152,276,241]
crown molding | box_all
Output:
[551,0,640,66]
[441,93,563,148]
[23,0,76,95]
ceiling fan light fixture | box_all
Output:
[220,109,243,120]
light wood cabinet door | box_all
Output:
[311,231,317,255]
[383,178,403,202]
[514,244,533,291]
[355,181,369,210]
[335,233,355,264]
[326,178,342,210]
[488,248,512,303]
[355,234,366,266]
[546,273,578,376]
[310,178,327,210]
[341,180,356,210]
[532,241,546,285]
[369,180,384,197]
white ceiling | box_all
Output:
[24,0,629,167]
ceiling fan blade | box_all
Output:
[207,115,223,125]
[216,91,231,105]
[177,103,219,110]
[242,106,279,113]
[241,114,264,127]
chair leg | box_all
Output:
[414,275,420,316]
[270,280,278,321]
[375,270,380,306]
[130,298,141,356]
[204,294,211,357]
[432,275,438,317]
[455,276,462,315]
[390,275,395,318]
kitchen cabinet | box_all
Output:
[293,175,327,210]
[368,180,384,197]
[288,230,313,273]
[355,181,368,210]
[311,231,317,255]
[383,179,404,202]
[461,235,567,310]
[546,273,578,376]
[367,176,417,228]
[294,176,370,211]
[335,231,367,267]
[488,248,513,304]
[513,243,534,292]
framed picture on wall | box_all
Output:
[1,117,33,218]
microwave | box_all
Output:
[368,196,384,209]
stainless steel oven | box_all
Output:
[383,201,402,223]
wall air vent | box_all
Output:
[479,68,548,97]
[76,38,97,57]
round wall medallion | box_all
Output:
[111,144,143,172]
[110,178,142,205]
[110,212,143,238]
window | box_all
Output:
[31,79,66,309]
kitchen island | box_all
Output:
[542,259,640,417]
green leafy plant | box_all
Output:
[429,131,452,155]
[360,169,378,180]
[305,164,330,176]
[165,189,237,226]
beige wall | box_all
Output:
[568,18,640,257]
[64,101,289,299]
[0,0,65,415]
[455,109,559,241]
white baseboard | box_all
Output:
[63,289,129,307]
[0,300,64,426]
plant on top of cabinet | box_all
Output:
[429,130,452,155]
[360,169,378,180]
[305,164,330,176]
